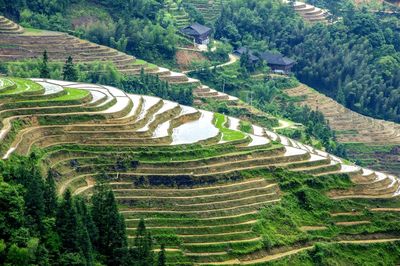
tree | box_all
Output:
[131,218,154,265]
[157,244,166,266]
[40,50,50,78]
[43,170,57,217]
[56,190,81,253]
[0,180,25,242]
[63,56,77,81]
[91,184,128,265]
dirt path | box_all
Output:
[370,208,400,212]
[73,177,96,195]
[335,221,371,226]
[300,226,327,231]
[182,54,238,74]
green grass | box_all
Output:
[50,88,89,101]
[21,27,46,35]
[259,241,400,265]
[239,120,252,133]
[0,77,43,95]
[132,59,148,66]
[214,113,246,141]
[18,88,89,103]
[0,78,15,90]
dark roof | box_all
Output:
[233,47,251,55]
[233,47,259,62]
[180,23,211,36]
[259,51,295,66]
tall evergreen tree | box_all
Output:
[74,198,94,266]
[56,190,80,253]
[91,184,128,265]
[132,218,154,265]
[63,56,78,81]
[40,50,50,79]
[157,244,166,266]
[43,170,57,217]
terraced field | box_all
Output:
[183,0,230,22]
[2,77,400,264]
[166,0,192,28]
[0,16,241,108]
[184,0,328,23]
[284,85,400,144]
[285,84,400,176]
[284,1,329,23]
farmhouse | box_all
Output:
[259,51,295,74]
[234,47,295,74]
[232,47,260,65]
[180,22,212,45]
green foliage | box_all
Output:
[0,154,130,265]
[157,244,166,266]
[214,113,246,141]
[122,69,193,105]
[91,183,128,265]
[214,0,400,123]
[239,120,252,133]
[129,218,155,265]
[39,50,50,79]
[63,56,78,82]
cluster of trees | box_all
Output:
[0,153,166,265]
[214,0,400,123]
[122,69,193,106]
[1,51,193,105]
[81,18,178,62]
[40,51,77,81]
[1,51,123,86]
[190,62,346,156]
[0,0,180,62]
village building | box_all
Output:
[233,47,295,74]
[180,23,212,45]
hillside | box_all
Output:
[2,77,400,265]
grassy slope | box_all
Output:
[214,113,246,141]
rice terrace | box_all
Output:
[1,0,400,265]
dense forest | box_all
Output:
[0,154,163,265]
[214,0,400,123]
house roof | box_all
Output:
[259,51,295,66]
[233,47,259,62]
[180,23,211,37]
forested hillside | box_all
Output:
[214,0,400,123]
[1,0,180,63]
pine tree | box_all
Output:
[40,50,50,79]
[74,198,94,266]
[43,170,57,217]
[63,56,77,81]
[133,218,154,265]
[157,244,166,266]
[91,184,128,265]
[23,154,45,233]
[56,189,80,253]
[75,197,98,245]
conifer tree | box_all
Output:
[40,50,50,79]
[56,189,80,253]
[91,184,128,265]
[133,218,154,265]
[43,170,57,217]
[157,244,166,266]
[74,198,94,266]
[63,56,78,81]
